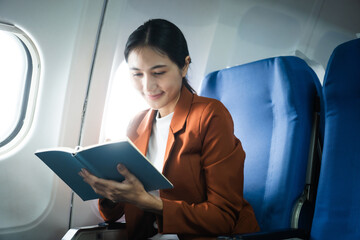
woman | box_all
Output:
[79,19,259,239]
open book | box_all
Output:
[35,139,173,201]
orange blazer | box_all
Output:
[99,86,259,239]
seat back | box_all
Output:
[200,56,323,231]
[310,38,360,240]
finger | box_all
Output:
[78,169,123,201]
[93,178,132,202]
[117,164,140,183]
[79,168,96,183]
[79,168,91,176]
[85,175,116,198]
[79,169,108,192]
[117,164,132,179]
[78,168,91,181]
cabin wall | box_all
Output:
[0,0,103,239]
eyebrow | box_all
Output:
[130,65,167,71]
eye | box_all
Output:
[153,71,165,76]
[132,72,143,77]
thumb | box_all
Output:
[117,164,144,189]
[117,163,133,180]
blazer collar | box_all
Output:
[170,86,193,134]
[132,109,156,155]
[164,86,193,165]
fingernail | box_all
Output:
[117,164,124,170]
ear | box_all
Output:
[181,56,191,78]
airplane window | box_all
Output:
[101,60,148,141]
[0,24,40,151]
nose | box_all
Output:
[143,74,157,92]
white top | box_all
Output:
[147,111,178,239]
[147,111,174,173]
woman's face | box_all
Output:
[127,47,189,117]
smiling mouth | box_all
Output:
[147,92,164,100]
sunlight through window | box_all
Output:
[101,60,148,141]
[0,30,28,145]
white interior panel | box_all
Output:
[0,0,103,239]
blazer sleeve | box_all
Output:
[159,101,255,235]
[98,198,125,222]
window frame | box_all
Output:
[0,23,40,153]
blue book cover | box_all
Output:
[35,138,173,201]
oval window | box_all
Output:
[0,23,40,152]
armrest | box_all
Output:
[99,222,126,229]
[62,222,126,240]
[63,224,308,240]
[217,228,309,240]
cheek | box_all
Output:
[131,78,143,92]
[163,73,182,91]
[172,75,183,93]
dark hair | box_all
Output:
[124,19,195,93]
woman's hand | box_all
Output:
[79,164,163,215]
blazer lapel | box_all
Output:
[132,109,156,156]
[163,87,194,167]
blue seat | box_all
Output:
[200,56,323,234]
[310,38,360,240]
